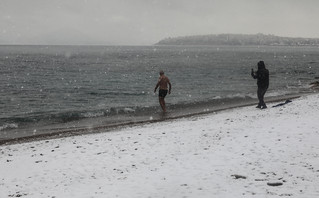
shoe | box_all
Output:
[256,105,261,108]
[261,106,267,109]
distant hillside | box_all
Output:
[156,33,319,46]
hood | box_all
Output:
[258,61,266,70]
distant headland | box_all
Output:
[155,33,319,46]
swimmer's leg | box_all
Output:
[159,97,166,112]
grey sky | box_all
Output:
[1,0,318,45]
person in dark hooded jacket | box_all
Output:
[251,61,269,109]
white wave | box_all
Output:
[123,108,135,113]
[0,123,18,131]
[81,112,105,118]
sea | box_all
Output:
[0,45,318,141]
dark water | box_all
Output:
[0,45,318,140]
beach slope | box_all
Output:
[1,94,319,197]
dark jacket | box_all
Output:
[251,61,269,88]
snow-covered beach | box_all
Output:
[1,94,319,198]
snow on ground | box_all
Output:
[1,94,319,198]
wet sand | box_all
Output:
[0,94,303,145]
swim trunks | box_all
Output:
[159,89,168,98]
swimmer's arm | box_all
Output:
[154,83,159,93]
[154,78,161,92]
[168,79,172,94]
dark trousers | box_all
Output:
[257,87,268,107]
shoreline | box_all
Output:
[0,93,305,146]
[1,93,318,197]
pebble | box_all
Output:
[232,174,247,179]
[267,182,283,186]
